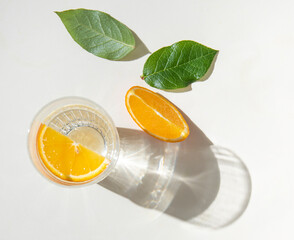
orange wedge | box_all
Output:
[125,86,189,142]
[36,124,109,182]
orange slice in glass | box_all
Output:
[125,86,189,142]
[36,124,109,182]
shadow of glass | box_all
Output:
[99,114,251,229]
[99,127,178,211]
[163,117,220,220]
[118,31,150,61]
[190,146,252,228]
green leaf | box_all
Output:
[55,9,135,60]
[141,40,218,90]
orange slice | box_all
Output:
[36,124,109,182]
[125,86,189,142]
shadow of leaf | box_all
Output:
[118,31,150,61]
[199,51,219,82]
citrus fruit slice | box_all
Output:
[36,124,109,182]
[125,86,190,142]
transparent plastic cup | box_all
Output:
[28,97,120,187]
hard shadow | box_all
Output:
[164,85,193,93]
[189,145,252,228]
[199,51,219,82]
[163,114,220,220]
[118,31,150,61]
[99,127,178,211]
[99,112,251,229]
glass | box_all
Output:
[28,97,120,187]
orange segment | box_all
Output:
[36,124,109,182]
[125,86,189,142]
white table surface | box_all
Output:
[1,0,293,239]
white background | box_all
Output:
[0,0,293,239]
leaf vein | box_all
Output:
[163,50,173,70]
[156,72,178,86]
[154,49,167,73]
[88,39,113,50]
[110,18,123,41]
[176,42,186,66]
[96,14,105,35]
[86,15,93,30]
[74,15,133,48]
[104,45,125,54]
[146,52,216,78]
[169,69,185,83]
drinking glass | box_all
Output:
[28,97,120,187]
